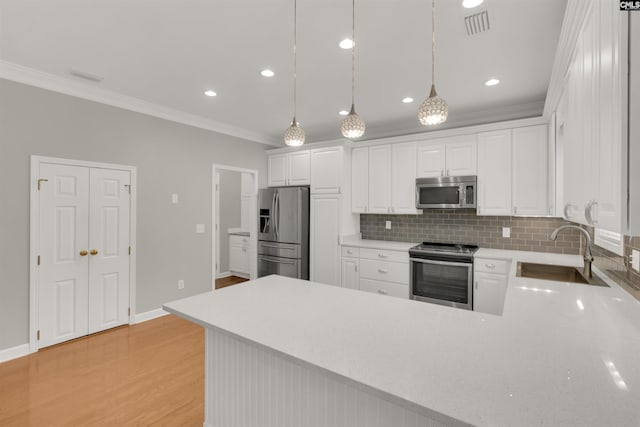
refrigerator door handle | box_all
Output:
[271,191,277,237]
[275,191,280,239]
[261,256,296,265]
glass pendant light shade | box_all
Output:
[418,84,448,126]
[341,105,365,139]
[284,117,305,146]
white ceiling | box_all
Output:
[0,0,567,146]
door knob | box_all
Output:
[90,249,98,256]
[79,250,88,257]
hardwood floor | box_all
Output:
[215,275,249,289]
[0,315,204,426]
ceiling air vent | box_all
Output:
[464,10,490,36]
[69,69,104,83]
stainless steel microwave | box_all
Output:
[415,176,477,209]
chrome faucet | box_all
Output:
[550,225,593,278]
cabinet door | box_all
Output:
[268,154,287,187]
[341,257,359,289]
[310,195,340,286]
[288,151,310,185]
[417,142,445,178]
[351,147,369,213]
[310,147,343,194]
[473,272,507,315]
[446,135,477,176]
[229,245,249,274]
[391,142,419,214]
[477,130,512,216]
[368,145,392,213]
[512,125,549,216]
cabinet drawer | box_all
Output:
[341,246,359,258]
[230,235,250,247]
[360,259,409,284]
[360,248,408,263]
[474,258,510,275]
[359,278,409,299]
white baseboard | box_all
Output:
[134,308,169,324]
[216,271,232,279]
[230,271,250,279]
[0,343,30,364]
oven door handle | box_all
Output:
[410,257,473,268]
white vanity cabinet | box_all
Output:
[229,234,250,276]
[268,150,310,187]
[473,258,510,315]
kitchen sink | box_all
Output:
[516,262,609,287]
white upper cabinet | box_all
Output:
[417,135,476,178]
[416,142,445,178]
[288,151,311,185]
[311,146,343,194]
[391,142,420,214]
[477,130,512,216]
[368,145,392,213]
[268,154,288,187]
[512,125,549,216]
[351,147,369,213]
[268,150,310,187]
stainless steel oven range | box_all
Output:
[409,242,479,310]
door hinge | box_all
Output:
[124,184,131,194]
[37,179,48,191]
[37,255,40,266]
[128,307,131,316]
[128,246,131,255]
[37,330,40,340]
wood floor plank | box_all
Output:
[215,275,249,289]
[0,315,204,426]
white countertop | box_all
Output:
[164,249,640,426]
[340,235,418,251]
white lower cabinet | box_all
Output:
[340,245,409,298]
[341,257,359,290]
[473,258,509,315]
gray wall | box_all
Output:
[0,79,268,351]
[218,170,242,273]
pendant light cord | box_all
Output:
[351,0,356,107]
[293,0,298,122]
[431,0,436,87]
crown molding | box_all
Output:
[543,0,592,118]
[0,60,280,147]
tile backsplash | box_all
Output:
[360,210,640,299]
[360,210,583,254]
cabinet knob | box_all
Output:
[347,250,353,254]
[378,253,388,258]
[79,250,88,257]
[485,263,495,269]
[90,249,98,256]
[378,268,388,274]
[377,289,388,295]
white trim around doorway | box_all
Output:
[29,155,137,354]
[211,164,259,289]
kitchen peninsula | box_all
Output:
[164,254,640,427]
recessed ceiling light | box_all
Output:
[339,39,354,49]
[339,110,349,116]
[484,78,500,86]
[204,90,217,97]
[462,0,484,8]
[261,69,275,77]
[402,97,414,104]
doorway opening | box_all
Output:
[211,165,258,290]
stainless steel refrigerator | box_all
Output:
[258,187,309,279]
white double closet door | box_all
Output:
[38,163,131,348]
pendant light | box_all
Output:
[284,0,305,146]
[340,0,365,139]
[417,0,448,126]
